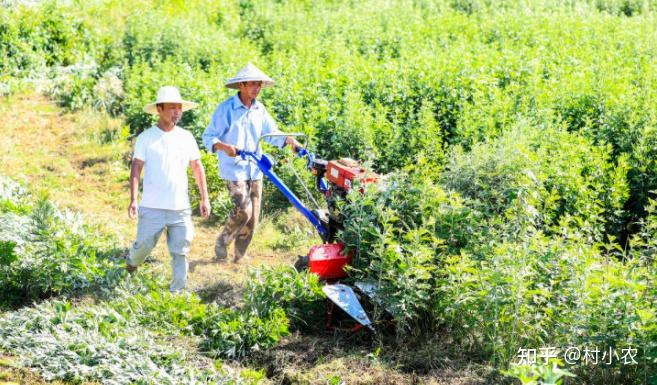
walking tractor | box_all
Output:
[237,134,379,333]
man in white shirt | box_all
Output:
[126,86,210,293]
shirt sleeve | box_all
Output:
[188,133,201,161]
[202,108,226,153]
[262,109,286,148]
[133,134,146,161]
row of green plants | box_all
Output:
[335,161,657,383]
[3,0,657,235]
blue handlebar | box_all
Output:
[237,149,329,240]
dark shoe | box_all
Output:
[214,238,228,260]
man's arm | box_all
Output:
[128,159,144,219]
[212,141,238,157]
[202,109,238,157]
[190,159,210,219]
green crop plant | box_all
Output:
[0,177,122,307]
[505,360,576,385]
[244,265,326,330]
[4,0,657,383]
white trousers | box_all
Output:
[127,207,194,292]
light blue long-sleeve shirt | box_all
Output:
[202,94,286,181]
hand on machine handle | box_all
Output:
[296,147,308,157]
[290,140,307,158]
[223,144,239,157]
[214,142,240,157]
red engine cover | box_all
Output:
[308,243,352,280]
[326,158,378,191]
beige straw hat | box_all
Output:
[225,63,275,89]
[143,86,198,115]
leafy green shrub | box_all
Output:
[0,178,121,306]
[630,197,657,263]
[30,2,91,67]
[244,265,325,329]
[200,307,289,359]
[313,89,377,163]
[451,0,482,14]
[0,9,46,77]
[121,9,231,71]
[625,127,657,227]
[595,0,647,16]
[0,176,30,214]
[443,123,629,242]
[556,94,606,135]
[0,2,90,75]
[48,63,99,111]
[46,64,123,115]
[339,170,481,330]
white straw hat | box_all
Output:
[225,63,275,89]
[143,86,198,115]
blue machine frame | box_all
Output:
[236,134,329,240]
[237,135,375,333]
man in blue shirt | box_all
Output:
[202,63,302,262]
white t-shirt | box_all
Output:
[133,126,201,210]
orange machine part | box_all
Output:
[326,158,378,191]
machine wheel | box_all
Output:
[294,255,309,272]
